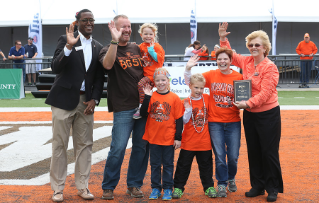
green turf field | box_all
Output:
[0,94,108,107]
[0,92,318,107]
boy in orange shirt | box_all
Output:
[140,68,183,200]
[134,23,165,119]
[172,73,217,199]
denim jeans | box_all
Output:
[13,63,26,83]
[209,121,241,186]
[102,108,149,190]
[149,144,174,191]
[300,60,312,84]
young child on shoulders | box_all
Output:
[133,23,165,119]
[172,73,217,199]
[140,68,183,201]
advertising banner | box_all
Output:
[0,69,25,99]
[165,66,240,97]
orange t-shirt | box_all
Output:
[139,42,165,81]
[181,94,212,151]
[296,40,318,60]
[143,91,184,145]
[210,51,216,60]
[202,69,243,123]
[197,50,209,60]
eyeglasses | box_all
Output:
[80,18,95,23]
[248,43,262,48]
[16,44,22,45]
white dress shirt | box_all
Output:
[64,31,92,91]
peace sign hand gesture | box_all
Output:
[108,20,122,42]
[65,23,80,48]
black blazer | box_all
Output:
[45,31,105,110]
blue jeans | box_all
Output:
[149,144,174,191]
[300,60,312,84]
[13,63,26,83]
[102,108,149,190]
[209,121,241,186]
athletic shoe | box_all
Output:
[172,188,183,199]
[267,191,278,202]
[205,187,217,198]
[126,187,144,198]
[217,185,227,197]
[162,189,172,200]
[245,188,265,197]
[227,179,237,192]
[149,188,161,200]
[133,108,141,119]
[102,189,114,200]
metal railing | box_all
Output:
[1,55,319,85]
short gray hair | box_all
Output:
[113,15,128,24]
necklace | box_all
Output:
[189,96,207,133]
[254,65,259,76]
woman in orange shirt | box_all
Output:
[219,22,283,202]
[197,45,209,60]
[210,44,220,60]
[185,49,243,198]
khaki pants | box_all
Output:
[50,95,94,191]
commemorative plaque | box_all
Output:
[233,80,252,102]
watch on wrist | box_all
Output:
[110,40,119,45]
[94,100,99,105]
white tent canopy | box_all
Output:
[1,0,319,27]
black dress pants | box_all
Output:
[243,105,283,193]
[174,149,214,192]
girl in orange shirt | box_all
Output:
[172,73,216,199]
[140,68,183,200]
[133,23,165,119]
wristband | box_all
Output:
[110,40,119,45]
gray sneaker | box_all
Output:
[217,185,227,197]
[227,179,237,192]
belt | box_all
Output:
[80,91,85,95]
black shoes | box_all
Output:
[267,191,278,202]
[245,188,278,202]
[299,84,310,88]
[245,188,265,197]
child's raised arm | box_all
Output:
[183,98,192,124]
[140,84,153,117]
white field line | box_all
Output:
[0,139,133,185]
[0,107,108,112]
[1,106,319,113]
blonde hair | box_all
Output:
[153,68,170,90]
[138,23,159,42]
[190,73,206,85]
[245,30,271,57]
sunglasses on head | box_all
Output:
[248,43,262,48]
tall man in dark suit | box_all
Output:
[45,9,104,202]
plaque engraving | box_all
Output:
[233,80,252,102]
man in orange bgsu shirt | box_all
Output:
[296,33,318,88]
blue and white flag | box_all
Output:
[28,0,42,72]
[190,0,197,44]
[113,0,118,15]
[269,0,278,55]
